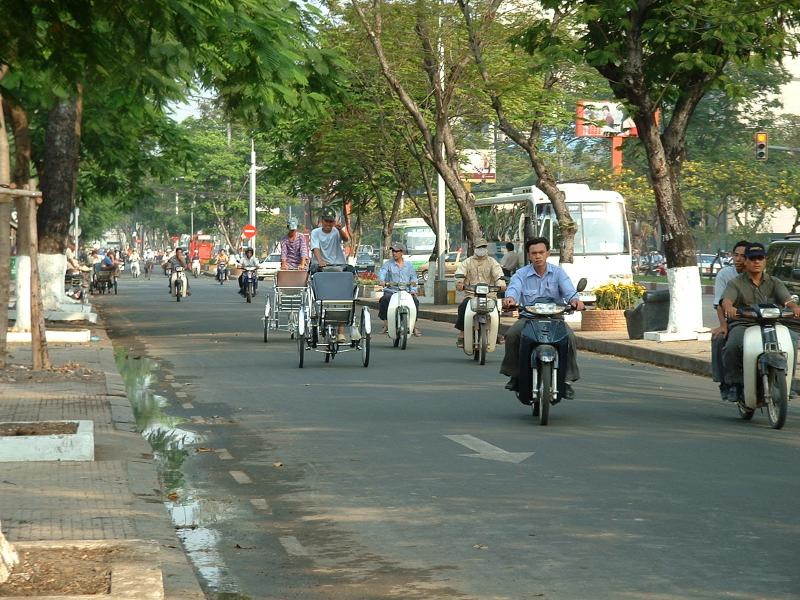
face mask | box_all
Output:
[474,248,488,257]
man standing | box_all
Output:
[720,242,800,401]
[454,238,505,347]
[280,218,309,270]
[310,206,351,272]
[500,242,522,277]
[500,237,584,395]
[378,242,421,336]
[711,240,748,399]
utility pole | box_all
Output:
[434,12,448,305]
[249,139,257,251]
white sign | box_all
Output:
[459,149,496,184]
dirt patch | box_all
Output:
[0,546,119,596]
[0,422,78,436]
[0,363,103,386]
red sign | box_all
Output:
[242,224,257,239]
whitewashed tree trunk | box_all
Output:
[666,266,703,334]
[38,253,76,310]
[12,256,31,331]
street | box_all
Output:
[97,273,800,600]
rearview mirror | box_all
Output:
[576,277,587,292]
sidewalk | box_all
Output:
[359,296,715,379]
[0,324,205,599]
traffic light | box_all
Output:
[755,131,768,161]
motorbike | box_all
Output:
[512,278,586,426]
[384,281,417,350]
[734,304,795,429]
[191,258,201,278]
[170,266,188,302]
[216,262,228,284]
[456,274,502,365]
[241,266,258,303]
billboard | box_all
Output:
[460,148,496,184]
[576,101,638,138]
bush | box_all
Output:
[594,282,646,310]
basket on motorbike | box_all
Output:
[263,270,309,341]
[311,271,356,324]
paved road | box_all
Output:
[97,274,800,600]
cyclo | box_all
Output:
[263,270,309,342]
[297,265,371,367]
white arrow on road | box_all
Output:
[445,434,534,464]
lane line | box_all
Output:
[279,536,309,556]
[229,470,253,484]
[445,434,534,464]
[249,498,271,513]
[216,448,234,460]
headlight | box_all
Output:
[759,307,781,319]
[526,302,561,315]
[475,284,489,295]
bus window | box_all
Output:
[535,204,554,248]
[580,203,626,253]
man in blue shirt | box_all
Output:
[378,242,421,335]
[500,237,584,393]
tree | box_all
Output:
[537,0,800,335]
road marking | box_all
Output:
[181,402,194,409]
[249,498,271,513]
[229,470,253,484]
[216,448,234,460]
[279,536,308,556]
[445,434,534,464]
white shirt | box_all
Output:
[714,265,739,306]
[310,227,346,266]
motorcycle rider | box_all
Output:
[454,238,505,347]
[280,217,309,270]
[163,247,190,296]
[215,248,229,280]
[719,242,800,401]
[500,237,584,395]
[238,247,260,296]
[710,240,748,400]
[378,242,421,336]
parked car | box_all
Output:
[355,252,376,273]
[766,236,800,296]
[257,253,282,279]
[418,250,463,282]
[696,253,723,277]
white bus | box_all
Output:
[393,218,436,271]
[475,183,633,301]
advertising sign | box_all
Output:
[576,101,639,138]
[459,148,496,184]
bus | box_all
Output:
[475,183,632,301]
[393,218,436,271]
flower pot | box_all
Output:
[581,309,627,332]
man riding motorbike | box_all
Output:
[238,247,260,296]
[710,240,748,400]
[719,242,800,402]
[163,248,191,296]
[500,237,584,396]
[454,238,505,347]
[378,242,421,336]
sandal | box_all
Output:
[456,337,464,348]
[413,328,422,337]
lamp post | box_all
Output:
[433,12,448,305]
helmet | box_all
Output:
[320,206,337,222]
[244,247,254,255]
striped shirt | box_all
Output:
[280,234,310,269]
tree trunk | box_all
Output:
[0,89,10,369]
[38,90,84,310]
[28,196,50,370]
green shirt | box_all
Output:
[721,272,791,308]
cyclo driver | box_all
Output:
[719,242,800,402]
[500,237,584,396]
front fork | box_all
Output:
[530,345,559,402]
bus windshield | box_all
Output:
[538,202,628,254]
[405,230,435,254]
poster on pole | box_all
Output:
[459,148,496,184]
[576,101,639,138]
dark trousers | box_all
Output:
[378,292,419,321]
[723,324,798,385]
[454,298,470,331]
[711,332,726,384]
[500,318,580,381]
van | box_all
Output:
[765,236,800,295]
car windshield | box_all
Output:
[264,254,281,263]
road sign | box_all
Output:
[242,224,257,239]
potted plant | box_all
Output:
[357,272,381,298]
[582,282,646,332]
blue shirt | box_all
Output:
[379,259,417,294]
[506,262,576,306]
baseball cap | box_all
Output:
[320,206,336,221]
[475,238,489,248]
[390,242,406,253]
[287,217,298,230]
[745,243,767,259]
